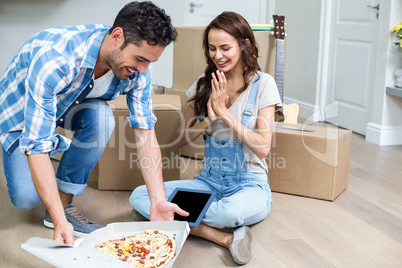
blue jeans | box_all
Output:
[2,99,115,210]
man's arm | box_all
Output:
[27,153,74,245]
[133,128,188,221]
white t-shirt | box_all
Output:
[186,73,282,173]
[86,70,114,99]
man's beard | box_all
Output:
[105,48,127,80]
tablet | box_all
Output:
[168,188,216,227]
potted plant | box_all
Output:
[391,20,402,88]
[391,20,402,47]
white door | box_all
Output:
[185,0,267,26]
[325,0,379,134]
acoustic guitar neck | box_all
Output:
[273,15,286,122]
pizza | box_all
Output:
[96,229,176,267]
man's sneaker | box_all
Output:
[44,203,101,237]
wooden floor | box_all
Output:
[1,132,402,267]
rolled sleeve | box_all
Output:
[20,134,71,156]
[126,69,157,129]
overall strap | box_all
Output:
[241,72,265,127]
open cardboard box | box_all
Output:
[22,221,189,268]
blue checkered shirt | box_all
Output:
[0,24,156,156]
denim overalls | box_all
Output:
[130,73,272,229]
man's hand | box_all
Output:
[26,153,74,245]
[149,201,189,221]
[134,128,189,221]
[53,220,74,246]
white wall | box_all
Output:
[382,0,402,126]
[0,0,189,89]
[0,0,270,89]
[366,0,402,145]
[0,0,129,73]
[274,0,323,120]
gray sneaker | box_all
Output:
[229,226,253,265]
[44,203,101,237]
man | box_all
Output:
[0,1,188,246]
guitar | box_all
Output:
[272,15,300,124]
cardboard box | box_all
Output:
[98,94,182,190]
[163,88,205,160]
[173,27,206,90]
[22,221,189,268]
[268,123,352,201]
[180,135,205,160]
[180,157,203,180]
[173,27,277,90]
[152,86,165,94]
[164,88,189,115]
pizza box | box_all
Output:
[21,221,190,268]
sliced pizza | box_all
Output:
[96,229,176,267]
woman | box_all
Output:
[130,11,281,265]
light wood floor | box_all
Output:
[1,132,402,268]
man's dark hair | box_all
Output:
[109,1,177,48]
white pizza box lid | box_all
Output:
[21,221,190,268]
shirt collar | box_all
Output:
[81,28,109,69]
[129,72,137,80]
[80,27,139,81]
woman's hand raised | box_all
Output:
[210,70,229,116]
[207,96,218,123]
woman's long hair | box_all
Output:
[189,11,260,117]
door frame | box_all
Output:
[316,0,333,123]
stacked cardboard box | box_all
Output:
[97,94,182,190]
[168,26,278,160]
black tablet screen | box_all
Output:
[170,190,212,223]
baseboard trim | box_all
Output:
[366,122,402,146]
